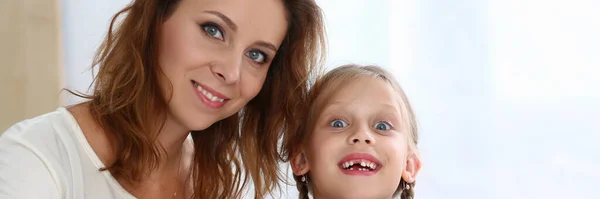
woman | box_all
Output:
[0,0,325,198]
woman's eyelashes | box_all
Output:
[246,50,269,64]
[200,22,270,65]
[201,22,224,41]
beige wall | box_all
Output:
[0,0,62,131]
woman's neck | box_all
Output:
[70,102,191,173]
[155,114,191,170]
[70,102,192,197]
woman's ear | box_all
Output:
[291,151,310,176]
[401,152,422,183]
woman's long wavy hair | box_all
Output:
[75,0,326,198]
[282,65,419,199]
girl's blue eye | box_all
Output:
[330,119,348,128]
[374,121,391,131]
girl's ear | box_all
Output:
[401,152,422,183]
[291,151,310,176]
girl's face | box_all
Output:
[292,77,421,199]
[158,0,288,131]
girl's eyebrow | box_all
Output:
[324,101,399,112]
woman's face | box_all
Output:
[158,0,288,131]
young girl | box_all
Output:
[0,0,325,198]
[284,64,422,199]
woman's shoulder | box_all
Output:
[0,107,101,198]
[0,107,82,160]
[2,107,77,140]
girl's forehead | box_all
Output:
[316,77,402,114]
[325,77,395,101]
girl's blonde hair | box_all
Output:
[282,64,419,199]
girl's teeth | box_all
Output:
[342,160,378,170]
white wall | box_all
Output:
[62,0,600,198]
[61,0,130,105]
[486,0,600,198]
[393,0,600,198]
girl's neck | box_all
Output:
[311,190,392,199]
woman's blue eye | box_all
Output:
[246,50,267,63]
[374,122,391,131]
[202,24,224,40]
[329,119,348,128]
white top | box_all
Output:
[0,107,138,199]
